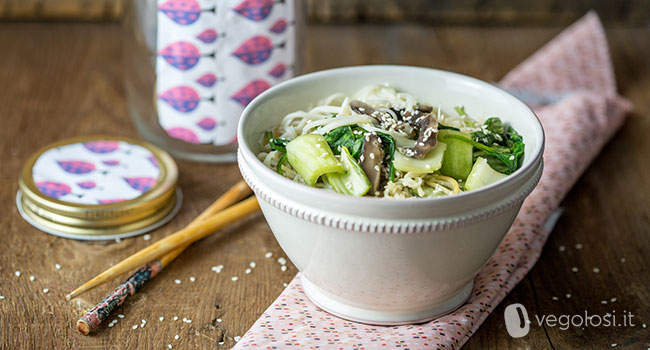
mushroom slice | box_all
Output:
[350,99,377,117]
[360,133,385,194]
[403,113,439,159]
[416,104,434,113]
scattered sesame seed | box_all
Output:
[174,335,179,340]
[558,245,566,252]
[42,288,49,294]
[143,234,151,241]
[189,276,196,282]
[15,271,21,277]
[281,265,287,272]
[643,323,647,328]
[132,325,138,329]
[571,267,579,272]
[610,298,617,302]
[592,268,600,273]
[612,344,617,347]
[167,344,172,349]
[234,336,241,342]
[231,276,239,281]
[141,319,146,324]
[140,323,146,328]
[108,323,114,328]
[184,319,192,324]
[552,296,559,301]
[159,317,164,322]
[118,314,125,318]
[566,293,571,299]
[601,300,607,304]
[369,153,375,159]
[265,252,273,258]
[174,279,182,284]
[283,283,288,287]
[575,243,583,249]
[0,296,4,300]
[55,264,62,270]
[218,341,224,346]
[216,318,222,323]
[620,257,626,263]
[29,275,35,281]
[173,316,179,321]
[277,257,287,265]
[245,268,252,274]
[249,262,256,268]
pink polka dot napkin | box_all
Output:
[234,11,632,349]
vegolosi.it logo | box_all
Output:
[504,303,531,337]
[504,303,636,338]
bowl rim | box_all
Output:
[237,64,545,206]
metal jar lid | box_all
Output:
[17,135,181,240]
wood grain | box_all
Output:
[0,22,648,349]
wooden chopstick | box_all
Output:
[67,180,258,301]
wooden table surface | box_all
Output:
[0,22,648,349]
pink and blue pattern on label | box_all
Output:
[156,0,296,145]
[32,141,161,205]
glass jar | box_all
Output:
[123,0,304,162]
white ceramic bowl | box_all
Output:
[237,66,544,325]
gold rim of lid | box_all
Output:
[18,135,178,235]
[20,190,179,236]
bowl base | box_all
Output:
[301,276,473,326]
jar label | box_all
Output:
[156,0,296,145]
[32,141,161,204]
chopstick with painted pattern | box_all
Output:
[72,180,255,334]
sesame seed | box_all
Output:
[245,268,252,274]
[234,336,241,342]
[610,298,617,302]
[159,317,164,321]
[601,300,607,304]
[369,153,375,159]
[173,316,179,321]
[281,265,287,272]
[29,275,35,281]
[118,314,125,318]
[249,262,256,268]
[55,264,62,270]
[231,276,239,281]
[14,271,21,277]
[174,279,182,284]
[265,252,273,258]
[216,318,222,323]
[143,234,151,241]
[575,243,583,249]
[132,325,138,329]
[189,276,196,282]
[374,165,380,171]
[0,296,4,300]
[218,341,225,346]
[174,335,179,340]
[552,296,558,300]
[566,293,571,298]
[141,319,146,324]
[108,323,114,328]
[592,268,600,273]
[612,344,617,347]
[277,257,287,265]
[184,319,192,324]
[620,257,626,263]
[558,245,566,252]
[42,288,49,294]
[571,267,579,272]
[283,283,288,287]
[167,344,172,349]
[643,323,647,328]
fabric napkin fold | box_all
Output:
[234,11,632,349]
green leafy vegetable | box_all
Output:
[375,132,396,181]
[438,124,461,131]
[438,118,525,175]
[286,134,345,185]
[324,126,364,160]
[325,146,371,196]
[266,131,291,174]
